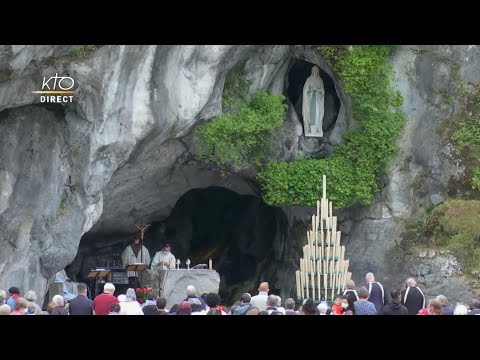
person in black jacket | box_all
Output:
[365,272,389,313]
[381,289,408,315]
[400,278,425,315]
[68,283,93,315]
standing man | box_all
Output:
[121,235,151,288]
[151,243,176,270]
[68,283,94,315]
[365,272,388,314]
[381,289,408,315]
[93,283,119,315]
[401,278,425,315]
[343,279,359,314]
[250,282,269,312]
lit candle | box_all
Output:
[320,230,324,259]
[329,201,333,219]
[322,175,326,200]
[331,231,336,262]
[311,261,315,300]
[296,270,301,299]
[331,271,336,301]
[300,259,304,300]
[326,237,330,261]
[324,270,328,301]
[322,198,327,220]
[209,258,212,270]
[317,260,321,300]
[316,200,320,221]
[305,271,310,300]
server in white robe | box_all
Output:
[151,243,176,270]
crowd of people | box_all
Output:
[1,272,479,315]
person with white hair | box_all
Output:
[275,296,286,315]
[317,302,328,315]
[454,304,468,315]
[365,272,388,313]
[182,285,207,310]
[343,279,359,314]
[24,290,43,314]
[0,304,11,315]
[265,295,283,315]
[400,278,425,315]
[284,298,298,315]
[0,290,7,306]
[93,283,119,315]
[118,288,143,315]
[51,295,68,315]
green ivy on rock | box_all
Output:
[195,87,287,167]
[258,45,405,208]
[450,90,480,190]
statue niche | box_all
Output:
[302,66,325,137]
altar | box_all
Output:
[142,269,220,308]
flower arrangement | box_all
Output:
[136,286,153,304]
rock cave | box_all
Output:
[67,186,290,304]
[2,45,480,309]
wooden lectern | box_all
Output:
[125,264,148,288]
[87,269,111,297]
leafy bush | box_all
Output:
[258,45,405,208]
[195,87,287,167]
[451,91,480,189]
[427,200,480,272]
[69,45,99,58]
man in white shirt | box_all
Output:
[250,282,269,312]
[151,243,176,270]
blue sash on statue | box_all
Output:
[309,90,317,125]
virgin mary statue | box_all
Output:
[302,66,325,137]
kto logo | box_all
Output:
[32,73,75,103]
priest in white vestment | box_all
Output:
[151,243,176,270]
[121,236,151,287]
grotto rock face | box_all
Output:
[2,44,478,306]
[337,45,480,302]
[2,44,343,304]
[0,45,256,302]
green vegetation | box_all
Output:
[195,69,287,167]
[258,45,405,208]
[54,197,68,222]
[404,200,480,272]
[450,90,480,190]
[69,45,99,58]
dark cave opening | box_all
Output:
[68,186,289,304]
[286,59,341,133]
